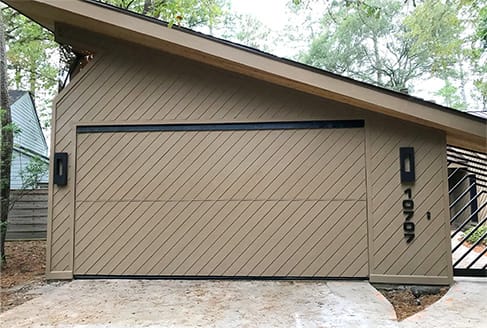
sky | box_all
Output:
[230,0,289,30]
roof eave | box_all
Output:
[4,0,486,152]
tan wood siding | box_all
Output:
[49,46,363,274]
[47,39,452,284]
[367,118,452,283]
[73,128,367,276]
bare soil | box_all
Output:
[0,240,47,313]
[379,287,449,321]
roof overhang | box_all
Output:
[4,0,486,152]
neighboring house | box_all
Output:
[9,90,49,189]
[6,0,486,285]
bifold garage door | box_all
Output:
[73,121,368,277]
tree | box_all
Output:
[101,0,227,28]
[300,0,430,91]
[298,0,477,102]
[476,3,487,49]
[436,80,467,110]
[3,7,60,129]
[0,9,13,265]
[217,13,275,52]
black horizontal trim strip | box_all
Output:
[77,120,364,133]
[453,268,487,277]
[74,274,367,281]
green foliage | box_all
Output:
[301,0,424,90]
[465,225,487,245]
[19,156,48,189]
[4,8,59,128]
[218,14,274,51]
[100,0,227,28]
[476,5,487,49]
[297,0,486,110]
[0,108,19,138]
[436,81,467,110]
[403,0,463,77]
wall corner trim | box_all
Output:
[46,271,73,281]
[370,274,452,286]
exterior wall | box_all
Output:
[12,93,48,156]
[11,93,49,189]
[366,118,452,285]
[11,149,48,189]
[47,36,452,284]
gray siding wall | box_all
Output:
[12,93,48,156]
[11,149,48,189]
[11,93,49,189]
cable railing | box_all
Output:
[447,145,487,277]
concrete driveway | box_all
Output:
[0,279,485,328]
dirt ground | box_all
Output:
[379,287,449,321]
[0,240,47,313]
[1,240,449,321]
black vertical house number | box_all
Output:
[400,147,415,243]
[403,188,415,243]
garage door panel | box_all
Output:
[99,201,171,274]
[154,201,234,274]
[181,200,268,275]
[301,132,365,200]
[318,210,368,276]
[76,201,156,273]
[187,131,276,200]
[74,125,367,277]
[77,132,158,201]
[76,132,151,190]
[75,201,138,272]
[97,134,168,201]
[163,201,252,275]
[280,201,365,276]
[232,200,307,276]
[254,132,333,200]
[111,201,184,275]
[117,131,217,200]
[133,132,204,200]
[315,148,366,200]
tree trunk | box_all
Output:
[142,0,153,15]
[0,10,13,265]
[372,35,382,85]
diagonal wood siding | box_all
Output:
[49,42,363,274]
[367,118,451,282]
[74,128,367,276]
[48,35,452,283]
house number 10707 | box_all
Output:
[403,188,415,243]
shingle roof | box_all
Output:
[8,90,28,104]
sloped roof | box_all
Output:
[8,89,49,158]
[4,0,486,152]
[8,90,27,104]
[469,111,487,120]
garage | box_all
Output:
[10,0,486,285]
[73,122,368,277]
